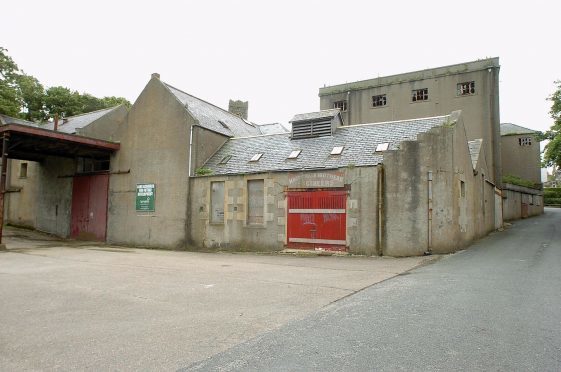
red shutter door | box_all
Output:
[287,190,347,251]
[70,174,109,241]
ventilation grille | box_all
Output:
[292,119,332,139]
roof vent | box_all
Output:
[289,109,341,140]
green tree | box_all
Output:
[542,81,561,168]
[44,86,83,118]
[0,47,20,117]
[16,73,46,121]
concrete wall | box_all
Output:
[382,113,495,256]
[319,59,501,184]
[501,134,541,184]
[77,105,127,141]
[107,76,195,248]
[188,167,380,254]
[502,183,544,221]
[7,157,74,237]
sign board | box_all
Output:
[136,183,155,212]
[288,171,345,189]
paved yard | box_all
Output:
[0,227,435,370]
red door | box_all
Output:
[70,174,109,241]
[287,190,347,251]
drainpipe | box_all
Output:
[376,164,385,256]
[0,133,9,249]
[427,171,433,254]
[188,125,194,176]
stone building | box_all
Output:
[500,123,542,185]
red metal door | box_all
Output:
[287,190,347,251]
[70,174,109,241]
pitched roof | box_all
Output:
[500,123,539,136]
[164,83,261,138]
[256,123,289,135]
[42,106,121,134]
[203,115,449,175]
[0,114,38,127]
[290,109,341,123]
[468,139,483,169]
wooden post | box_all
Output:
[0,133,9,250]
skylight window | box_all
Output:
[219,155,232,164]
[375,143,389,152]
[288,150,301,159]
[218,120,229,129]
[331,146,344,155]
[249,153,263,162]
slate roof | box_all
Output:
[290,109,341,123]
[203,115,450,175]
[468,139,483,169]
[256,123,289,135]
[0,114,38,127]
[41,106,121,134]
[165,83,261,138]
[500,123,539,136]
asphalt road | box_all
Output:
[187,208,561,371]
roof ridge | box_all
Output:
[55,106,119,122]
[163,82,255,127]
[340,114,449,129]
[500,122,538,133]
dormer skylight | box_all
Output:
[219,155,232,164]
[331,146,344,155]
[249,153,263,162]
[375,143,389,152]
[288,150,301,159]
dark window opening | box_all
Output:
[519,137,532,146]
[20,162,28,178]
[412,88,429,102]
[333,100,347,112]
[372,94,387,107]
[457,81,475,96]
[76,156,110,173]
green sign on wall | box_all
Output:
[136,183,155,212]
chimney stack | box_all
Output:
[228,99,248,120]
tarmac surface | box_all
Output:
[0,226,435,370]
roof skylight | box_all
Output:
[219,155,232,164]
[330,146,344,155]
[375,143,390,152]
[288,150,301,159]
[249,153,263,162]
[218,120,229,129]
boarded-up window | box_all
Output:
[247,179,264,225]
[210,182,225,224]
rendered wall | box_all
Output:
[6,160,39,228]
[320,60,501,184]
[502,183,544,221]
[188,167,380,254]
[382,113,495,256]
[107,77,194,248]
[501,134,541,184]
[77,105,127,141]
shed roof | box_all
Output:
[500,123,539,136]
[0,114,38,127]
[203,115,450,175]
[40,106,122,134]
[256,122,289,135]
[290,109,341,123]
[164,83,261,138]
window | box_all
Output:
[372,94,387,107]
[333,100,347,112]
[210,182,225,224]
[375,143,389,152]
[331,146,344,155]
[76,156,110,173]
[411,88,429,102]
[19,162,28,178]
[247,179,264,225]
[457,81,475,96]
[249,153,263,162]
[519,137,532,146]
[460,181,466,198]
[219,155,232,164]
[288,150,301,159]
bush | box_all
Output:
[545,197,561,205]
[544,187,561,205]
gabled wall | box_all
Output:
[501,134,541,184]
[107,76,195,248]
[77,105,127,141]
[382,112,495,256]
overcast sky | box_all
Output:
[3,0,560,132]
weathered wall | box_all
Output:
[77,105,128,141]
[191,126,228,172]
[383,113,495,256]
[6,160,39,228]
[107,76,194,248]
[501,134,541,184]
[502,183,544,221]
[320,60,501,184]
[188,167,380,254]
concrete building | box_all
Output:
[500,123,542,185]
[319,58,501,184]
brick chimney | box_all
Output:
[228,99,248,120]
